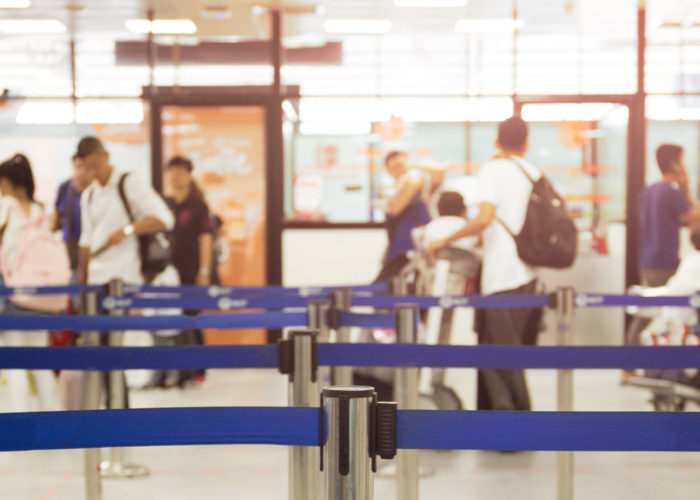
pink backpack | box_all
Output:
[1,201,71,312]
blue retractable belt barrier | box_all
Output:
[126,283,390,297]
[0,407,319,452]
[574,293,695,308]
[2,344,699,371]
[0,312,307,331]
[398,410,700,451]
[102,296,314,311]
[353,294,551,310]
[0,285,98,297]
[318,344,700,369]
[338,311,396,329]
[0,346,279,370]
[1,408,698,452]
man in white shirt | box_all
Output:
[76,136,174,286]
[428,117,543,412]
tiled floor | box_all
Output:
[0,366,699,500]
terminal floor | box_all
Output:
[0,367,698,500]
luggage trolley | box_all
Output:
[362,227,481,410]
[622,288,700,412]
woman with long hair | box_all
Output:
[0,154,57,411]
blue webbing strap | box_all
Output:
[0,407,319,451]
[0,345,279,370]
[318,344,700,369]
[398,410,700,451]
[1,344,698,371]
[0,312,308,331]
[1,408,698,452]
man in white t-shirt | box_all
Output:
[428,116,543,412]
[76,137,174,286]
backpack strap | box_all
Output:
[117,173,135,222]
[65,184,76,241]
[494,157,539,238]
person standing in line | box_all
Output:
[51,154,92,278]
[374,151,444,282]
[626,144,700,348]
[427,117,543,412]
[0,154,58,412]
[76,137,174,404]
[159,155,215,387]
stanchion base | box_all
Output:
[100,461,150,479]
[375,462,434,479]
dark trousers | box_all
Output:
[476,281,542,411]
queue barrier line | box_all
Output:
[0,345,279,370]
[102,296,314,311]
[1,408,699,453]
[0,282,390,298]
[318,344,700,369]
[1,344,699,371]
[0,312,308,332]
[127,283,390,297]
[397,410,700,452]
[0,407,319,452]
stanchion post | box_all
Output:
[321,386,396,500]
[556,287,575,500]
[81,289,102,500]
[284,330,320,500]
[308,300,331,390]
[394,305,419,500]
[101,279,149,479]
[331,289,353,386]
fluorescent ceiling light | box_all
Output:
[324,19,391,34]
[126,19,197,35]
[0,0,31,8]
[395,0,467,7]
[455,18,523,33]
[16,101,74,124]
[0,19,66,33]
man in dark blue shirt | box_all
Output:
[627,144,700,346]
[51,154,91,273]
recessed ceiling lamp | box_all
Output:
[455,18,524,33]
[324,19,391,34]
[0,0,31,8]
[126,19,197,35]
[395,0,467,7]
[0,19,66,33]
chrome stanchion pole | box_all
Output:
[285,330,320,500]
[101,279,149,479]
[331,289,353,386]
[81,289,102,500]
[308,300,331,390]
[321,386,396,500]
[556,287,575,500]
[394,305,419,500]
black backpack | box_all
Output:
[499,159,577,269]
[117,173,173,282]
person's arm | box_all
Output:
[78,192,92,284]
[426,202,495,256]
[104,175,175,248]
[197,233,214,286]
[386,173,423,216]
[78,246,90,284]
